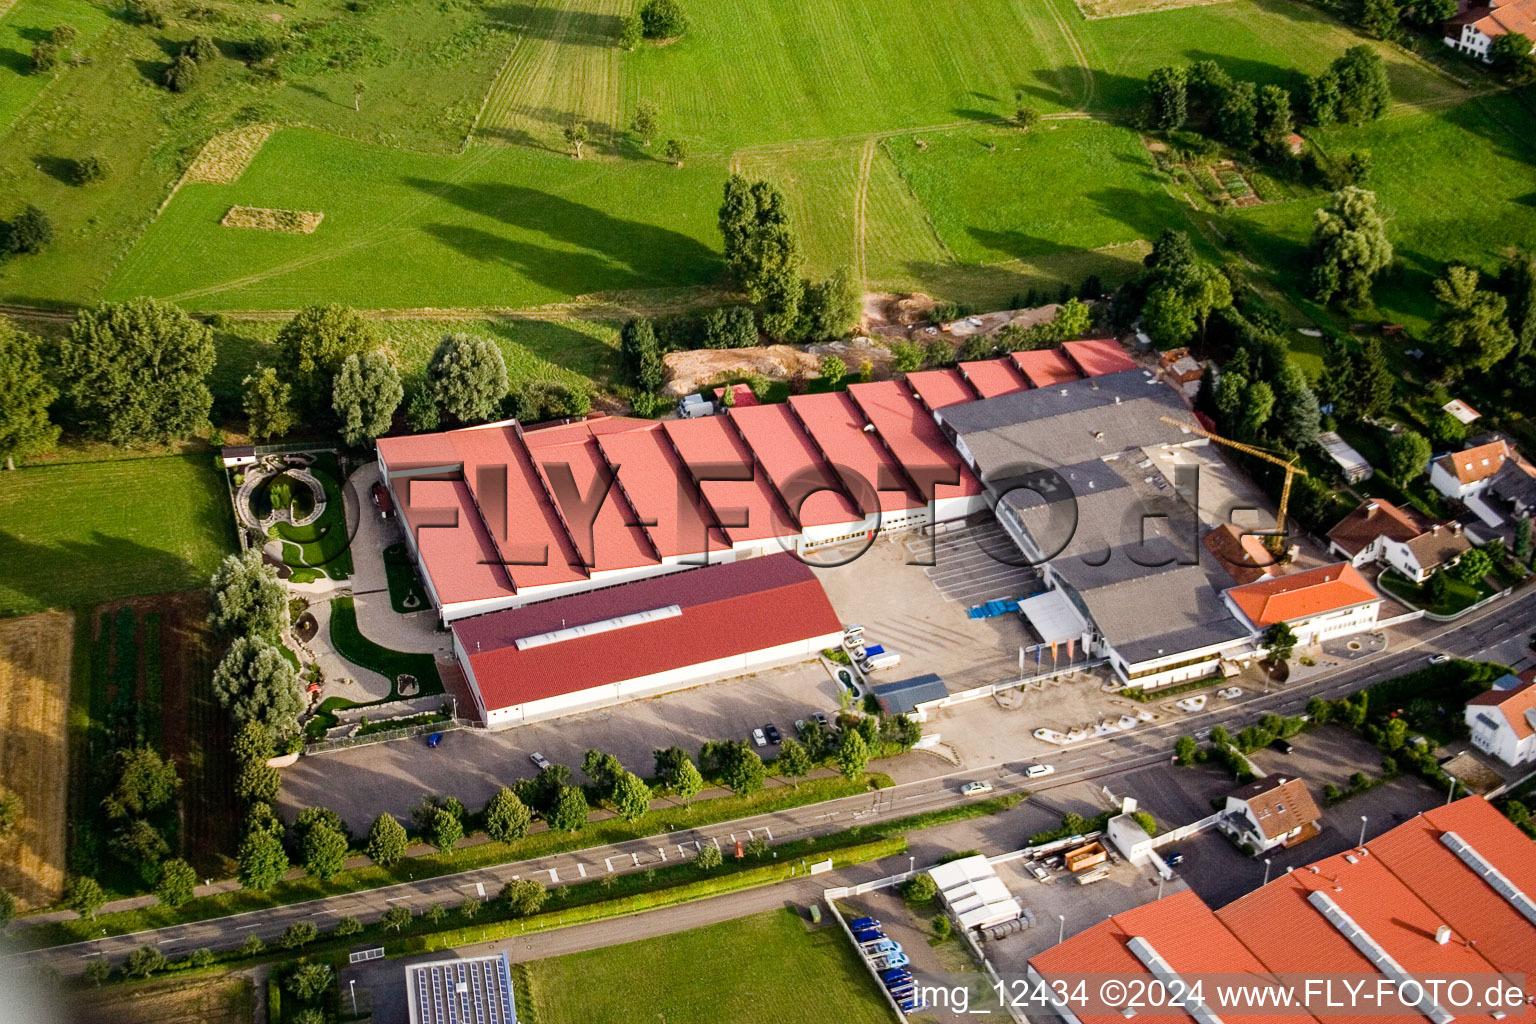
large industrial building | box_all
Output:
[1030,796,1536,1024]
[451,553,843,727]
[405,952,516,1024]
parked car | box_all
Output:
[851,917,881,931]
[1427,653,1451,664]
[1163,850,1185,866]
[961,780,993,797]
[529,752,551,770]
[752,728,767,747]
[1022,763,1054,778]
[764,723,781,745]
[1269,738,1294,755]
[1217,686,1243,699]
[812,711,831,730]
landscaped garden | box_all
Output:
[382,543,429,614]
[268,453,352,582]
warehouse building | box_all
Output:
[405,952,516,1024]
[450,553,843,728]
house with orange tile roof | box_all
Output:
[1428,438,1520,501]
[1223,561,1382,648]
[1219,775,1323,853]
[1326,498,1471,584]
[1203,523,1278,585]
[1465,669,1536,766]
[1444,0,1536,62]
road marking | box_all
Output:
[236,924,261,930]
[604,857,614,872]
[632,853,639,866]
[548,868,558,883]
[577,864,586,878]
[476,882,485,898]
[657,847,665,861]
[385,896,411,903]
[676,845,688,857]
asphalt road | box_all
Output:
[8,583,1533,977]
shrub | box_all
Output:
[50,23,79,46]
[4,206,52,255]
[498,878,547,917]
[932,914,953,941]
[124,946,167,978]
[280,920,318,948]
[163,54,200,93]
[71,156,108,186]
[183,33,218,62]
[125,0,168,27]
[186,947,215,968]
[695,843,723,870]
[902,873,938,905]
[335,915,362,936]
[381,905,414,933]
[29,41,63,74]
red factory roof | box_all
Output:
[958,358,1030,399]
[593,426,729,559]
[787,392,926,514]
[1010,348,1081,388]
[726,404,861,528]
[904,368,976,411]
[662,416,797,544]
[1063,338,1138,377]
[393,477,514,607]
[846,381,982,498]
[453,553,841,712]
[523,423,658,573]
[1226,561,1380,629]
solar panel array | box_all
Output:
[407,952,516,1024]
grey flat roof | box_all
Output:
[875,673,949,713]
[945,370,1194,474]
[1065,563,1251,664]
[406,952,517,1024]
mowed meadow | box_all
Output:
[0,0,1521,320]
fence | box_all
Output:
[304,716,476,755]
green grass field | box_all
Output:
[0,455,233,616]
[1,0,1490,317]
[0,0,113,130]
[522,908,893,1024]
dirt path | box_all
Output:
[852,137,877,288]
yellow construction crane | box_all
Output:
[1160,416,1308,548]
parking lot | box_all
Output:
[1114,725,1448,909]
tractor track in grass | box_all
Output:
[852,137,876,287]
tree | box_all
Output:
[162,53,199,92]
[237,827,289,890]
[212,636,303,735]
[718,176,804,336]
[1255,85,1295,161]
[0,789,20,838]
[1269,360,1320,448]
[183,32,217,62]
[890,340,924,372]
[1386,429,1432,483]
[1215,80,1258,148]
[1014,105,1041,131]
[715,740,766,795]
[155,858,196,907]
[653,746,703,800]
[302,821,349,879]
[243,365,294,441]
[695,843,723,870]
[1146,65,1188,130]
[1497,249,1536,358]
[1174,735,1198,765]
[1491,32,1536,84]
[124,946,167,978]
[286,961,333,1001]
[366,812,409,865]
[335,914,363,936]
[0,318,58,467]
[112,818,170,883]
[620,317,664,393]
[902,873,938,905]
[548,785,589,832]
[1355,335,1395,417]
[611,771,651,821]
[483,787,532,843]
[57,298,213,444]
[381,904,414,933]
[1331,46,1391,125]
[405,384,440,433]
[103,747,179,820]
[1051,297,1091,339]
[619,11,643,47]
[1140,283,1198,349]
[427,807,464,853]
[30,40,63,73]
[275,303,379,413]
[664,137,687,167]
[1359,0,1401,38]
[499,878,547,916]
[819,354,846,382]
[631,99,660,146]
[236,761,280,804]
[333,350,402,445]
[1309,187,1392,309]
[563,121,588,159]
[280,920,318,949]
[427,333,508,424]
[582,749,625,801]
[1456,546,1493,584]
[1262,621,1298,662]
[1515,515,1531,566]
[65,876,106,918]
[208,549,287,641]
[1430,265,1517,372]
[799,265,861,341]
[4,204,52,255]
[640,0,686,37]
[836,728,869,780]
[775,737,811,782]
[458,896,481,920]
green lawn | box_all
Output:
[523,908,893,1024]
[0,455,233,617]
[0,0,113,131]
[382,542,429,614]
[268,453,352,580]
[326,595,441,699]
[1378,568,1493,615]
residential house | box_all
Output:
[1326,498,1470,584]
[1224,561,1383,648]
[1444,0,1536,62]
[1488,456,1536,519]
[1465,669,1536,766]
[1219,775,1323,854]
[1429,438,1519,502]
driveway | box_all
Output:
[344,462,446,656]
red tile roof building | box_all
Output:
[452,553,843,726]
[1010,348,1082,388]
[904,368,976,412]
[1223,562,1382,645]
[1063,338,1138,377]
[1031,797,1536,1024]
[958,357,1030,399]
[1466,669,1536,766]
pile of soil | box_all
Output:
[661,344,823,398]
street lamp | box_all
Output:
[908,856,915,876]
[349,979,357,1015]
[1358,815,1368,847]
[1058,914,1066,945]
[1263,858,1272,885]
